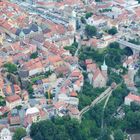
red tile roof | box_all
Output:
[93,68,105,81]
[6,94,21,103]
[126,93,140,102]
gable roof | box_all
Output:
[6,95,21,103]
[93,68,105,81]
[126,93,140,102]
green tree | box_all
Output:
[114,129,124,140]
[64,42,78,56]
[137,67,140,76]
[13,128,26,140]
[129,38,140,45]
[98,127,111,140]
[27,83,34,98]
[104,83,128,127]
[78,94,92,110]
[81,17,86,24]
[33,132,44,140]
[0,96,6,106]
[78,81,105,110]
[30,117,83,140]
[135,81,140,88]
[109,42,120,49]
[45,70,53,77]
[65,119,82,140]
[108,27,117,35]
[85,25,97,37]
[125,111,140,130]
[105,42,124,68]
[123,47,133,56]
[79,41,125,69]
[78,46,104,65]
[85,12,93,19]
[112,84,128,105]
[135,67,140,87]
[15,105,22,110]
[30,52,38,59]
[4,62,17,73]
[107,69,122,85]
[130,102,140,112]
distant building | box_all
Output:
[67,106,80,119]
[25,107,40,123]
[86,60,108,88]
[24,107,47,127]
[125,93,140,106]
[6,95,22,110]
[8,109,21,125]
[93,69,107,88]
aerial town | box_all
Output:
[0,0,140,140]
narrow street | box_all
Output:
[79,83,120,119]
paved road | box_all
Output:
[74,39,81,57]
[54,38,82,101]
[79,84,120,119]
[79,87,112,118]
[13,1,69,26]
[101,91,112,129]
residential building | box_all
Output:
[24,107,47,127]
[6,95,22,110]
[8,109,20,125]
[125,93,140,105]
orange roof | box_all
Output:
[23,57,44,70]
[53,101,66,109]
[126,93,140,102]
[11,42,23,51]
[70,91,77,97]
[71,70,81,77]
[6,94,21,103]
[93,68,105,81]
[14,84,21,94]
[48,55,62,63]
[115,0,125,4]
[69,107,79,115]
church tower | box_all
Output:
[101,59,108,78]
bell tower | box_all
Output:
[101,59,108,78]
